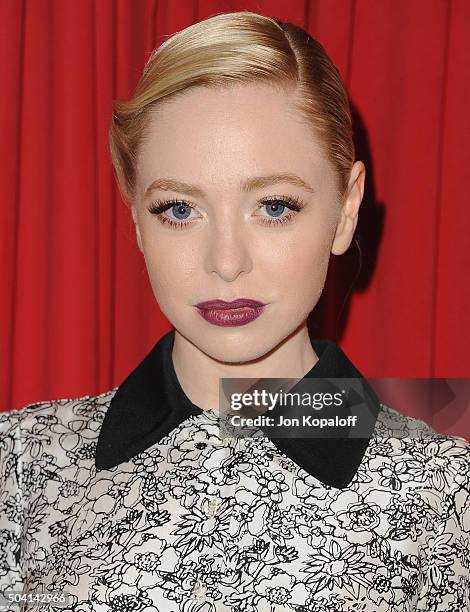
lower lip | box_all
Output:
[196,305,266,326]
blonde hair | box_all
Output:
[109,11,354,206]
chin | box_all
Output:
[179,321,283,364]
[203,341,276,365]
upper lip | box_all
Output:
[195,298,266,310]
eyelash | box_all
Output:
[147,194,305,230]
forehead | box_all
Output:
[136,82,334,194]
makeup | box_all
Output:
[195,299,267,327]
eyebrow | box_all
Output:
[144,173,316,199]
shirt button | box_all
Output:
[191,581,207,600]
[206,498,220,517]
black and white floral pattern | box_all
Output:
[1,389,469,611]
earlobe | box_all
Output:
[331,212,358,256]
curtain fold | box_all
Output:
[1,0,468,438]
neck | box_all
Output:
[171,322,318,411]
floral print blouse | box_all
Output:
[1,330,469,611]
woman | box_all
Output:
[1,10,469,612]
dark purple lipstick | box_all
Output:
[195,298,267,327]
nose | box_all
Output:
[203,217,253,282]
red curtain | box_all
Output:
[1,1,469,438]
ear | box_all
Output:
[331,161,366,255]
[131,206,144,254]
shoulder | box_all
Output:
[1,386,118,424]
[375,401,440,437]
[376,401,469,444]
[374,402,470,486]
[0,387,118,458]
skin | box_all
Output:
[131,82,365,411]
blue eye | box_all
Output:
[262,200,289,218]
[257,197,304,226]
[170,202,192,221]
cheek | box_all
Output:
[141,239,197,305]
[262,226,333,293]
[275,236,332,322]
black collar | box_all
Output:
[95,330,382,489]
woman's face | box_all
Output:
[132,82,361,363]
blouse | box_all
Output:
[1,329,469,611]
